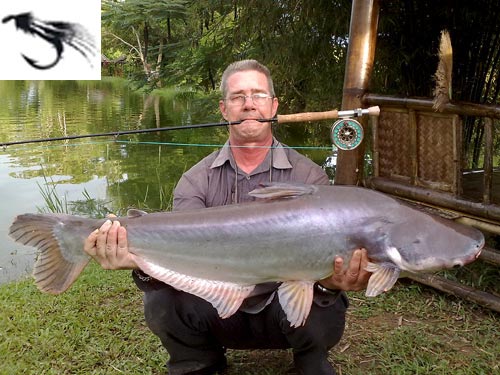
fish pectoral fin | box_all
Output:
[248,183,318,200]
[365,262,401,297]
[133,257,254,319]
[277,280,315,328]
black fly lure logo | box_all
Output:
[2,12,96,70]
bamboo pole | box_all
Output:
[456,217,500,236]
[409,109,418,185]
[406,273,500,313]
[335,0,380,185]
[479,246,500,266]
[483,118,493,204]
[368,176,500,221]
[363,93,500,119]
[453,114,463,196]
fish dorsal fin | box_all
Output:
[133,256,255,318]
[248,183,318,200]
[365,262,401,297]
[127,209,148,218]
[277,280,315,327]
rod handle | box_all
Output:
[276,106,380,124]
[276,110,339,123]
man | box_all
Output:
[84,60,371,375]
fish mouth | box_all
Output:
[398,247,484,273]
[464,244,483,264]
[470,236,485,262]
[448,239,484,269]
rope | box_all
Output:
[115,140,333,150]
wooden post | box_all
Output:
[483,118,493,204]
[406,273,500,313]
[335,0,380,185]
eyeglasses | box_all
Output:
[224,93,274,106]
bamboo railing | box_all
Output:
[362,93,500,312]
[364,93,500,214]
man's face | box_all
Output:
[219,70,279,144]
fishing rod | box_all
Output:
[1,106,380,149]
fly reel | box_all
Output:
[331,118,364,150]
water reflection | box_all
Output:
[0,79,334,283]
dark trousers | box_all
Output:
[138,282,348,375]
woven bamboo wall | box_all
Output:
[373,108,462,194]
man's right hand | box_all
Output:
[84,219,138,270]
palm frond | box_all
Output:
[433,30,453,111]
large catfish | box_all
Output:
[9,183,484,327]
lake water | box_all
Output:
[0,79,334,283]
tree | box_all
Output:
[102,0,188,84]
[100,0,500,169]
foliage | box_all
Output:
[37,178,112,218]
[230,0,352,112]
[37,175,70,214]
[101,0,352,111]
[101,1,500,166]
[102,0,189,80]
[101,1,500,107]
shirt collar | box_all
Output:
[210,138,293,170]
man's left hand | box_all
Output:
[319,248,371,291]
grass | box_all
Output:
[0,264,165,375]
[332,282,499,375]
[1,266,498,375]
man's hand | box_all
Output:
[84,219,138,270]
[319,248,371,291]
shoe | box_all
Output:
[293,353,336,375]
[184,357,228,375]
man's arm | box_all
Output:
[172,172,208,211]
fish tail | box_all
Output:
[9,213,92,294]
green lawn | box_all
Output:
[1,263,498,375]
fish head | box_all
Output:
[384,214,484,273]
